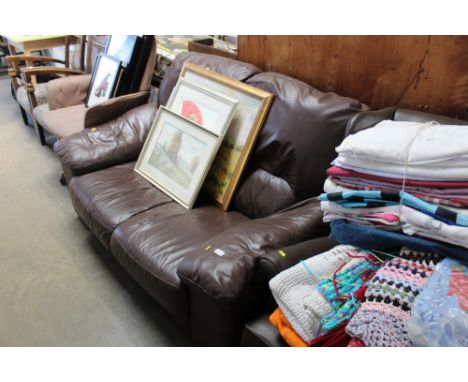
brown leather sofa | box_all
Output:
[54,52,368,345]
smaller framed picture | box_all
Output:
[105,35,139,67]
[135,107,226,209]
[85,53,122,108]
[167,78,239,136]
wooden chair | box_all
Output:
[22,36,156,146]
[6,36,86,126]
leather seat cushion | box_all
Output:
[36,103,87,138]
[68,162,172,249]
[110,201,250,325]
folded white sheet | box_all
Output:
[333,156,468,181]
[337,120,468,166]
[401,205,468,249]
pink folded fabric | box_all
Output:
[333,177,468,196]
[331,177,468,208]
[327,166,468,188]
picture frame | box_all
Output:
[135,106,227,209]
[85,53,122,108]
[166,78,239,136]
[180,62,274,210]
[105,35,139,67]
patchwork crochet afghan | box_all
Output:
[345,248,443,346]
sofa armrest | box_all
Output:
[46,74,92,110]
[257,236,337,282]
[84,91,150,128]
[177,198,329,302]
[54,103,157,181]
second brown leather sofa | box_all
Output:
[240,106,468,347]
[54,52,368,345]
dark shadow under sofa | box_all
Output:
[54,52,368,345]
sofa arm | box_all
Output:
[257,236,337,282]
[177,198,328,345]
[54,103,157,182]
[46,74,92,110]
[177,198,328,302]
[84,91,150,128]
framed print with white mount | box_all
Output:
[135,106,227,209]
[85,53,122,108]
[167,78,238,136]
[180,62,274,211]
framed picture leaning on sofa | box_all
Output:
[167,78,238,136]
[180,63,274,210]
[135,105,232,209]
[85,53,122,108]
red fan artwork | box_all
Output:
[181,100,204,126]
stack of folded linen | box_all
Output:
[320,120,468,262]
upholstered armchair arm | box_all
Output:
[54,103,157,183]
[177,198,329,301]
[84,91,151,128]
[21,67,86,109]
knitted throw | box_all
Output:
[317,258,380,332]
[269,245,364,343]
[345,248,442,346]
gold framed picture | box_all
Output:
[180,62,274,210]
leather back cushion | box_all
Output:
[157,52,261,107]
[345,107,468,136]
[234,169,297,219]
[394,108,468,125]
[234,72,368,218]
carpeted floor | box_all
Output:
[0,75,192,346]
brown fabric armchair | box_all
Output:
[24,36,156,145]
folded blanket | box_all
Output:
[330,220,468,262]
[269,245,362,342]
[327,165,468,188]
[331,176,468,196]
[324,177,468,214]
[321,200,401,227]
[269,308,308,347]
[336,120,468,166]
[333,155,468,181]
[327,177,468,208]
[345,248,440,347]
[401,206,468,249]
[319,190,468,227]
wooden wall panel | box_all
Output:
[238,36,468,119]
